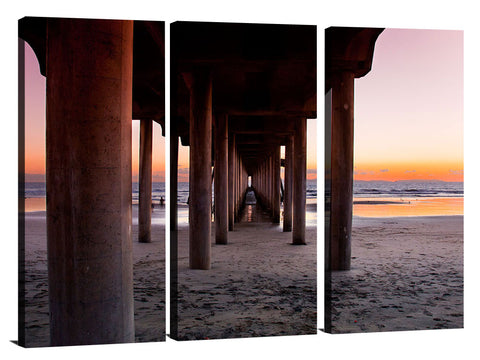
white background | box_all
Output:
[1,1,478,359]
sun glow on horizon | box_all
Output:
[354,161,464,182]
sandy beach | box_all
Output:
[327,215,463,333]
[23,195,460,341]
[173,203,317,340]
[22,205,165,347]
[23,197,315,345]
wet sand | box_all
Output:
[22,205,165,347]
[328,215,463,333]
[174,204,317,340]
[353,197,463,217]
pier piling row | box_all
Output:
[19,18,325,345]
[19,18,165,346]
[170,22,317,276]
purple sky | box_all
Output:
[354,28,463,181]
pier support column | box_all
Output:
[234,149,239,222]
[292,118,307,245]
[215,114,228,244]
[330,71,355,270]
[267,155,272,211]
[228,133,235,231]
[263,159,267,206]
[170,121,179,338]
[45,19,134,345]
[263,160,266,205]
[263,158,267,208]
[283,136,293,231]
[139,119,153,243]
[273,146,280,223]
[189,69,212,269]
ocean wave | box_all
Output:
[353,181,463,198]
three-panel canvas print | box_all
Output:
[18,16,463,348]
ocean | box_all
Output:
[26,180,461,218]
[132,182,166,203]
[353,180,463,198]
[24,180,318,224]
[25,180,462,202]
[24,182,167,202]
[352,181,464,217]
[24,182,47,198]
[176,179,318,205]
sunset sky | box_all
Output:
[131,120,165,182]
[24,28,462,183]
[24,41,316,182]
[24,42,46,177]
[353,28,463,182]
[24,41,167,182]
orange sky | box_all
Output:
[131,121,166,182]
[354,161,464,182]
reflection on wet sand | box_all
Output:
[353,197,463,217]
